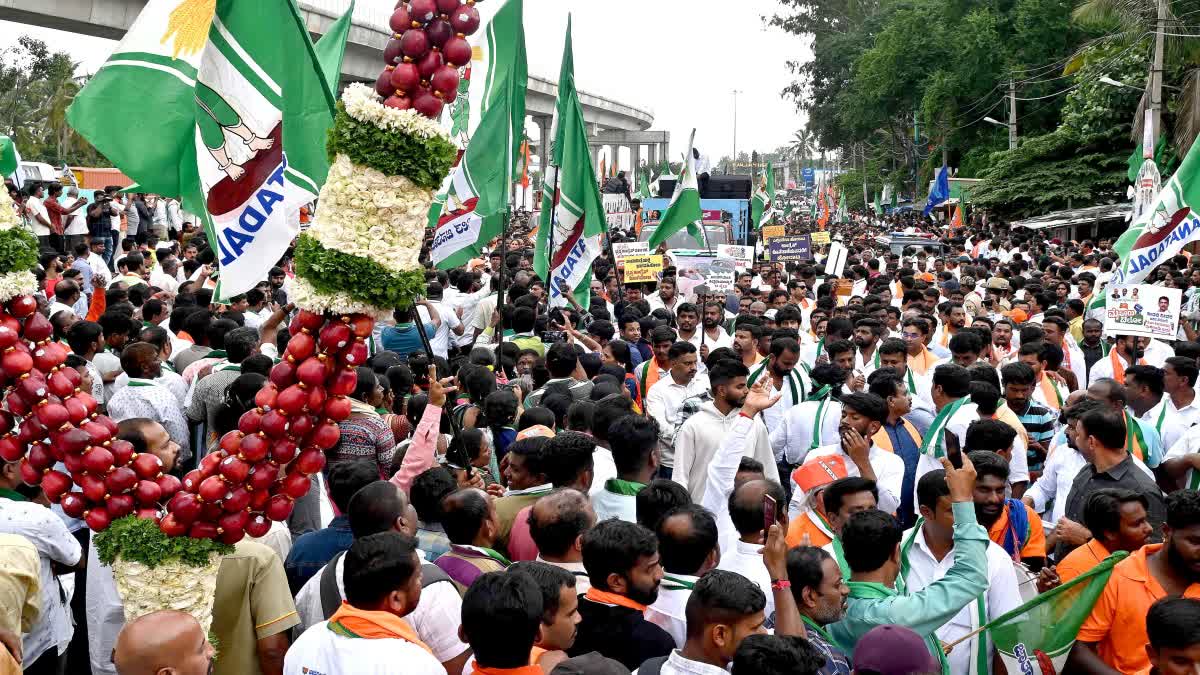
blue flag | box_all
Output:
[923,165,950,216]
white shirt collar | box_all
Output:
[664,650,730,675]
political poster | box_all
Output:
[761,225,786,241]
[667,253,739,299]
[767,235,812,262]
[612,241,649,265]
[603,194,635,231]
[811,231,831,245]
[623,254,663,283]
[1103,284,1182,339]
[717,244,754,270]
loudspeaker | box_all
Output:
[702,175,751,200]
[657,178,677,199]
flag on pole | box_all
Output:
[881,183,893,210]
[951,203,964,229]
[924,165,950,216]
[647,129,703,248]
[67,0,343,300]
[428,0,528,270]
[837,192,848,223]
[751,164,775,229]
[0,137,23,189]
[635,167,653,200]
[313,1,356,97]
[535,15,605,309]
[872,192,881,216]
[517,138,531,189]
[985,552,1126,674]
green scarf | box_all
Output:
[0,487,27,501]
[604,478,646,497]
[661,575,696,591]
[919,397,970,458]
[847,582,950,675]
[801,615,837,645]
[808,388,835,451]
[205,349,228,359]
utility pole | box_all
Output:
[1150,0,1167,142]
[1008,78,1018,150]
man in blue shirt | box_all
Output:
[284,459,379,593]
[868,369,922,528]
[380,302,440,359]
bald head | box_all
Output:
[113,610,213,675]
[1087,378,1125,408]
[529,488,595,561]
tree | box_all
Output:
[0,35,105,166]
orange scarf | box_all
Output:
[908,347,938,376]
[473,666,544,675]
[327,602,433,654]
[1109,349,1145,384]
[585,587,648,612]
[938,327,954,348]
[872,418,921,453]
[1038,375,1064,411]
[638,359,665,399]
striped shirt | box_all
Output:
[1013,400,1058,472]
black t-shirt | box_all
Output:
[569,596,674,671]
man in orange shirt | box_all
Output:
[1071,491,1200,674]
[1057,488,1153,584]
[969,450,1047,571]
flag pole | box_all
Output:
[495,215,509,349]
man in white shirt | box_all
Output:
[852,317,886,380]
[63,187,90,250]
[416,282,462,359]
[592,415,660,523]
[285,532,447,675]
[645,341,709,472]
[748,336,809,435]
[646,504,720,647]
[104,343,190,451]
[0,463,83,673]
[149,256,180,294]
[1127,364,1189,459]
[23,184,52,246]
[673,359,779,501]
[646,277,683,315]
[715,476,787,624]
[791,392,906,519]
[770,363,846,467]
[1164,356,1200,429]
[1089,335,1143,386]
[529,489,595,593]
[903,470,1022,675]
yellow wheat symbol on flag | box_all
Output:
[161,0,216,59]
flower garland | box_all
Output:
[286,275,393,318]
[293,234,427,310]
[0,270,38,304]
[341,83,450,142]
[326,102,458,191]
[306,154,428,274]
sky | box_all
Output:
[0,0,810,168]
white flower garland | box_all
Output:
[0,189,20,231]
[0,270,38,303]
[287,275,393,318]
[341,83,451,142]
[308,154,428,274]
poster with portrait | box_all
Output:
[1103,284,1181,339]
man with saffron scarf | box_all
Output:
[902,318,942,377]
[1088,335,1146,387]
[284,532,445,675]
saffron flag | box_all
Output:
[951,204,964,229]
[427,0,528,270]
[985,552,1125,674]
[517,138,531,189]
[1113,130,1200,285]
[646,129,704,249]
[67,0,342,300]
[535,16,605,309]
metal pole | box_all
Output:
[1008,79,1018,150]
[1151,0,1167,142]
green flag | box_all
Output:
[872,191,882,215]
[313,1,355,97]
[67,0,338,300]
[429,0,528,270]
[635,167,653,200]
[534,15,605,308]
[837,192,848,223]
[985,552,1125,673]
[0,137,19,185]
[751,164,775,229]
[648,129,703,248]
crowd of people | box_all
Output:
[4,179,1200,675]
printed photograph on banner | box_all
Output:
[622,254,663,284]
[1103,284,1182,339]
[716,244,754,270]
[603,194,635,231]
[665,253,737,299]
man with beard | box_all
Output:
[786,547,852,674]
[675,303,703,352]
[932,302,968,352]
[991,318,1017,364]
[733,321,764,369]
[645,505,721,648]
[868,371,923,528]
[1073,491,1200,675]
[646,342,709,475]
[1089,335,1147,387]
[790,393,904,522]
[747,336,810,435]
[770,364,848,471]
[634,326,678,402]
[1055,489,1153,584]
[646,276,681,315]
[699,301,734,357]
[803,317,853,370]
[852,318,885,380]
[1127,365,1190,455]
[570,519,673,670]
[900,469,1022,675]
[1078,319,1108,381]
[1057,406,1167,563]
[876,338,934,431]
[967,450,1046,571]
[672,360,779,501]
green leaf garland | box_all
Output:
[294,234,427,310]
[326,103,458,191]
[95,516,234,568]
[0,228,41,275]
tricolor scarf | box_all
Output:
[1109,349,1145,384]
[327,602,433,654]
[919,397,970,458]
[1037,375,1064,411]
[584,587,647,612]
[637,359,666,399]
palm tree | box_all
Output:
[790,129,813,171]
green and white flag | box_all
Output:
[837,192,848,223]
[872,192,882,215]
[428,0,527,270]
[647,129,703,249]
[751,164,775,229]
[67,0,341,300]
[0,137,22,188]
[985,552,1125,674]
[535,15,604,309]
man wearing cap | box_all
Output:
[961,276,983,318]
[984,278,1012,313]
[827,453,988,669]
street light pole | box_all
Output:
[1008,78,1018,151]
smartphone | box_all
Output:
[763,494,777,535]
[542,330,567,343]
